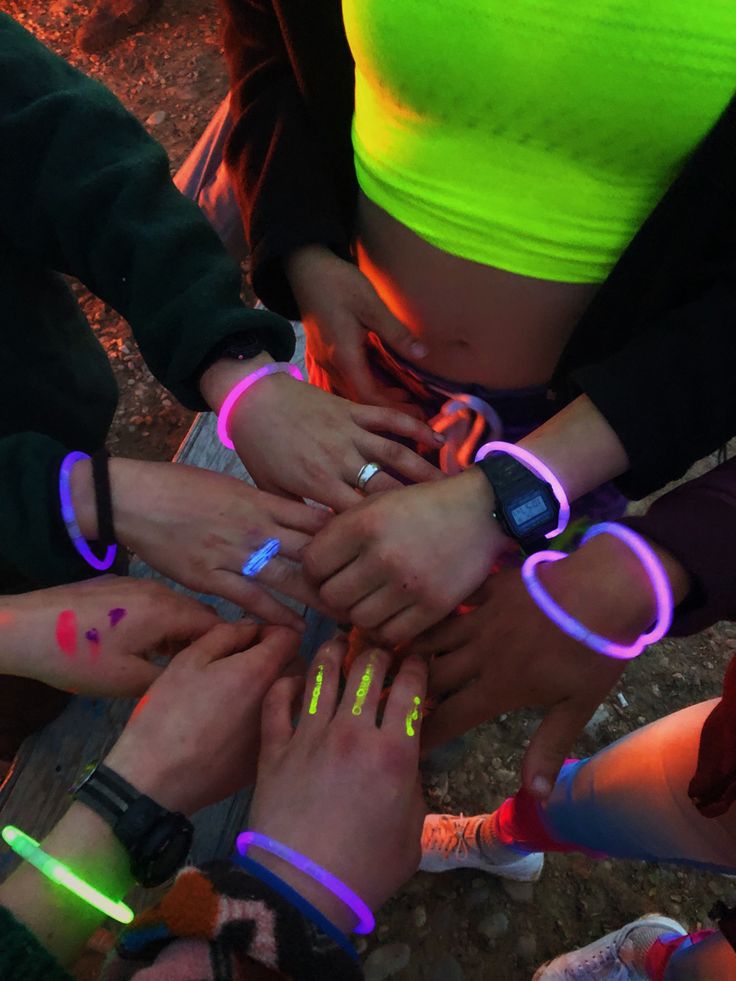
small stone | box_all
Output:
[517,934,537,960]
[477,911,509,941]
[146,109,168,126]
[430,954,464,981]
[670,894,682,903]
[502,879,535,903]
[584,704,612,737]
[355,937,368,955]
[467,885,490,907]
[413,905,427,928]
[491,756,502,769]
[363,943,411,981]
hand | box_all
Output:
[302,467,511,645]
[71,457,329,630]
[247,638,428,932]
[0,577,219,696]
[202,354,445,513]
[286,245,428,411]
[105,621,302,815]
[408,531,691,797]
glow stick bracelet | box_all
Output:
[474,441,570,539]
[217,363,304,449]
[522,524,674,660]
[236,830,375,934]
[59,452,117,571]
[1,826,134,924]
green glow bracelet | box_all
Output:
[1,826,134,924]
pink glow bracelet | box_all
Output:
[474,441,570,538]
[59,452,117,572]
[217,363,304,449]
[236,830,375,934]
[521,524,674,660]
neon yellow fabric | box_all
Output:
[343,0,736,283]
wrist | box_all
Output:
[68,456,97,540]
[200,351,275,412]
[462,467,514,550]
[541,530,689,645]
[247,846,358,935]
[285,244,337,286]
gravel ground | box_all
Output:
[10,4,736,978]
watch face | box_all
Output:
[139,817,193,887]
[507,489,556,537]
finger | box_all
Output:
[338,647,391,725]
[336,346,401,409]
[297,635,349,731]
[406,615,471,660]
[521,699,596,800]
[301,519,363,583]
[263,496,332,536]
[259,675,304,765]
[428,646,482,696]
[314,479,364,515]
[178,620,263,667]
[206,570,307,632]
[350,585,411,633]
[418,685,489,755]
[255,556,323,609]
[374,605,441,648]
[381,654,428,739]
[232,625,303,679]
[360,294,428,366]
[358,433,443,486]
[353,404,446,456]
[318,560,386,614]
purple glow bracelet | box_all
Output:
[474,441,570,539]
[59,452,117,572]
[522,523,674,660]
[236,830,375,935]
[217,363,304,450]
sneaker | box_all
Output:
[420,812,544,881]
[532,915,687,980]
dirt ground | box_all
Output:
[8,3,736,978]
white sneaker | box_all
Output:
[532,915,687,980]
[420,813,544,881]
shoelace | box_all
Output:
[425,814,481,859]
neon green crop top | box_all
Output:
[342,0,736,283]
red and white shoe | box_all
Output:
[420,812,544,881]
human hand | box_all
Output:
[71,457,329,630]
[247,638,428,933]
[408,530,691,797]
[105,622,302,815]
[286,244,428,412]
[201,353,445,512]
[0,577,219,697]
[302,467,512,645]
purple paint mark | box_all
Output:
[108,607,126,628]
[85,628,101,659]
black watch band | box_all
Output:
[72,764,193,888]
[476,452,560,553]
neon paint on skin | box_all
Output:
[405,696,422,737]
[351,663,375,717]
[0,611,14,628]
[1,826,133,924]
[308,664,324,715]
[55,610,78,657]
[242,538,281,577]
[108,608,126,628]
[85,628,101,659]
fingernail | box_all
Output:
[531,775,552,797]
[433,431,446,445]
[410,341,429,358]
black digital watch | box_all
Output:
[476,451,560,553]
[71,763,193,888]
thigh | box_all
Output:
[546,700,736,873]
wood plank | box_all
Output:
[0,327,334,905]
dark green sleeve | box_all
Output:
[0,435,94,592]
[0,906,73,981]
[0,14,294,411]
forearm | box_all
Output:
[0,804,133,965]
[517,394,631,503]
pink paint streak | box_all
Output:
[56,610,78,657]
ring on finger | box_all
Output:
[354,461,383,491]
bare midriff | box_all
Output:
[355,191,601,390]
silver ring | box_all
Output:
[355,461,383,491]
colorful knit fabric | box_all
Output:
[104,861,363,981]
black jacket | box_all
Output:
[221,0,736,498]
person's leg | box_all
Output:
[660,930,736,980]
[173,95,248,263]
